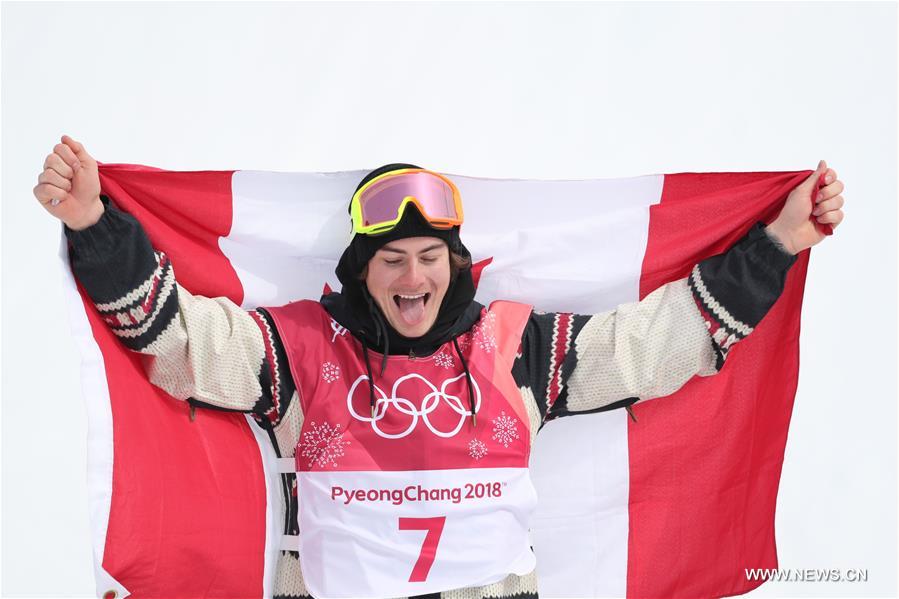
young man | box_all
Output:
[35,135,845,598]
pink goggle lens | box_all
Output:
[359,172,458,226]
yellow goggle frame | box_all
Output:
[350,168,464,236]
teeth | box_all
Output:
[397,293,426,300]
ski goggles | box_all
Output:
[350,168,464,236]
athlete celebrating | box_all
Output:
[35,135,845,599]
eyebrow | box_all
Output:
[380,243,446,255]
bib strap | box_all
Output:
[280,534,300,551]
[277,457,295,473]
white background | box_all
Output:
[1,1,896,597]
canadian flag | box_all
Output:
[61,164,813,598]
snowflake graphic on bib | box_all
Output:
[468,439,488,460]
[299,421,349,468]
[321,362,340,383]
[474,311,498,353]
[491,410,520,448]
[434,351,455,369]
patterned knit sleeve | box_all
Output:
[517,221,797,423]
[65,194,296,427]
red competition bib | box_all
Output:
[265,300,537,598]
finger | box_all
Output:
[61,134,87,158]
[816,179,844,203]
[812,195,843,216]
[803,160,827,189]
[38,167,72,192]
[43,152,74,179]
[33,182,70,206]
[816,209,844,225]
[54,142,81,170]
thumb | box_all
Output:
[61,134,93,164]
[802,159,827,189]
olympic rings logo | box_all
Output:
[347,373,482,439]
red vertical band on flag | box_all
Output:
[628,171,812,597]
[97,163,243,303]
[471,256,493,289]
[86,164,266,597]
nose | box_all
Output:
[396,260,425,288]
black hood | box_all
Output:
[320,164,483,361]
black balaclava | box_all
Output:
[320,163,483,360]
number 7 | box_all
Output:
[398,516,446,582]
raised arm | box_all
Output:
[519,222,796,423]
[520,160,845,424]
[36,135,295,425]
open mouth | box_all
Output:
[393,292,430,308]
[392,292,431,326]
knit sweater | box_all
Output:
[65,194,796,599]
